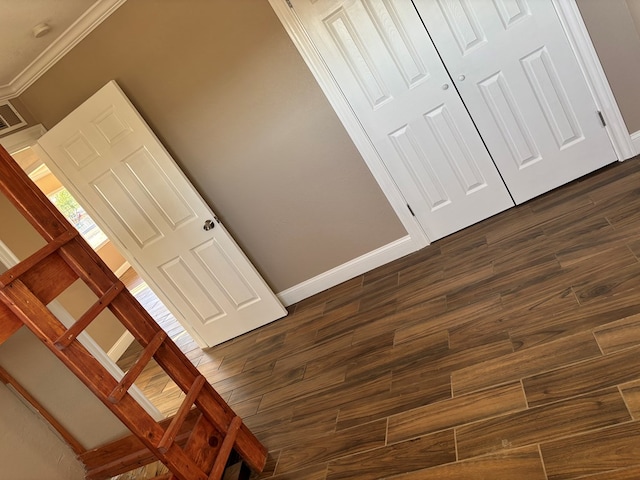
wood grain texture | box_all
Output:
[571,465,640,479]
[456,388,630,459]
[386,445,546,480]
[452,332,602,395]
[594,313,640,353]
[0,304,22,345]
[387,383,527,444]
[621,380,640,419]
[326,430,455,480]
[274,419,387,474]
[108,158,640,479]
[336,372,451,431]
[269,464,327,480]
[523,346,640,406]
[541,422,640,480]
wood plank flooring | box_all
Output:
[119,156,640,479]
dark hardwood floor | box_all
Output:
[120,156,640,479]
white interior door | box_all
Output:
[413,0,617,203]
[291,0,514,241]
[37,81,286,348]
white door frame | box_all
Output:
[269,0,636,247]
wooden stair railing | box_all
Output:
[0,145,266,480]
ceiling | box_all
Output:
[0,0,125,100]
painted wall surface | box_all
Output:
[577,0,640,134]
[0,193,129,451]
[18,0,407,293]
[627,0,640,38]
[0,96,37,139]
[0,382,86,480]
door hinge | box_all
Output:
[286,0,293,8]
[407,204,415,217]
[597,110,607,127]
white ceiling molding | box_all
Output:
[0,0,127,103]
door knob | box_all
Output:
[203,219,215,231]
[458,74,466,81]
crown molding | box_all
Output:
[0,0,127,102]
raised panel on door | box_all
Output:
[292,0,513,241]
[38,81,286,347]
[413,0,617,204]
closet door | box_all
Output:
[290,0,513,241]
[413,0,617,203]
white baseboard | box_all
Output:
[276,235,418,306]
[107,330,135,362]
[630,131,640,157]
[113,261,131,278]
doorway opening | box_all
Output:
[11,145,197,369]
[9,144,204,416]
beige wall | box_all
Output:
[96,240,128,274]
[577,0,640,134]
[17,0,406,293]
[0,97,37,140]
[627,0,640,36]
[0,193,129,452]
[0,382,86,480]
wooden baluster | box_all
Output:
[109,331,167,403]
[55,281,125,350]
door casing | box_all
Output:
[270,0,635,250]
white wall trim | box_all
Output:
[553,0,637,159]
[113,260,131,278]
[631,131,640,154]
[276,235,416,306]
[107,330,135,362]
[0,0,128,102]
[268,0,428,250]
[0,124,47,153]
[0,239,163,421]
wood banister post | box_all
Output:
[158,376,207,453]
[109,331,167,403]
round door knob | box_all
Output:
[203,219,215,231]
[442,83,449,90]
[458,74,466,81]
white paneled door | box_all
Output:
[411,0,617,203]
[37,81,286,347]
[291,0,514,241]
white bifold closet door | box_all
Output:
[291,0,514,241]
[413,0,616,204]
[290,0,617,239]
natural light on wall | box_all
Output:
[28,163,108,249]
